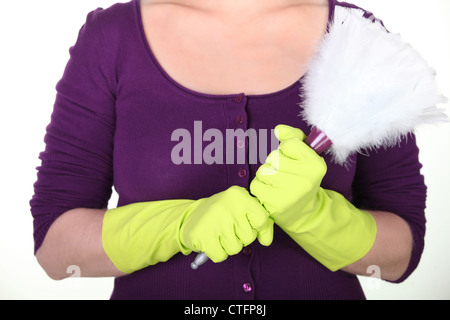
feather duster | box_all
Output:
[300,6,448,164]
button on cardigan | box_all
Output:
[30,0,427,299]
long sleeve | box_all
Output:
[29,8,116,253]
[351,134,427,283]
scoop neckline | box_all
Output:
[134,0,335,101]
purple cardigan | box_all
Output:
[30,0,427,300]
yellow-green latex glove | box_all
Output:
[102,186,273,274]
[250,125,377,271]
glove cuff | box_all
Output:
[102,200,193,274]
[284,188,377,271]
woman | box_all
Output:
[30,0,426,299]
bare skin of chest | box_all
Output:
[140,0,329,95]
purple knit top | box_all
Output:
[30,0,427,300]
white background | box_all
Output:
[0,0,449,300]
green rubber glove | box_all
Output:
[102,186,273,274]
[250,125,377,271]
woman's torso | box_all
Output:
[109,0,365,299]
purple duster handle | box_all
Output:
[305,127,333,155]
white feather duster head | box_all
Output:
[299,7,448,164]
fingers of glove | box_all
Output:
[274,124,306,142]
[218,233,245,257]
[221,186,268,223]
[256,218,274,246]
[263,149,304,175]
[233,220,258,246]
[266,132,325,172]
[244,206,270,231]
[189,239,201,253]
[262,149,279,169]
[225,189,270,230]
[278,137,318,162]
[254,163,298,187]
[279,139,327,176]
[255,161,279,177]
[249,176,278,213]
[203,240,229,263]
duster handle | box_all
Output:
[305,127,333,154]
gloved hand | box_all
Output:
[102,186,273,274]
[250,125,377,271]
